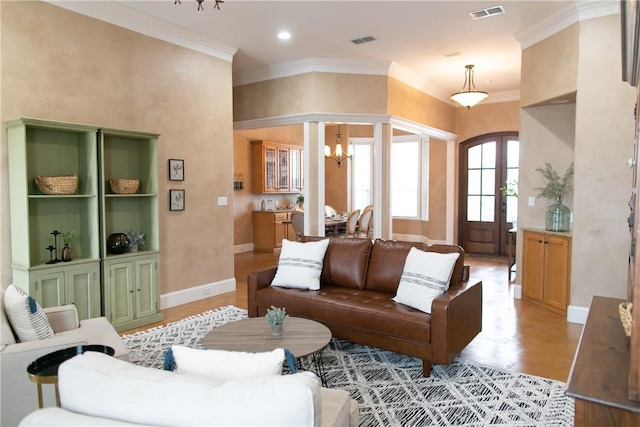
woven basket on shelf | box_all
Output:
[34,174,78,195]
[109,178,140,194]
[619,302,633,337]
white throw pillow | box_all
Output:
[3,284,54,342]
[393,248,460,314]
[0,286,17,351]
[271,239,330,290]
[169,345,285,380]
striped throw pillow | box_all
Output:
[3,284,54,342]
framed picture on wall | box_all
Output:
[169,159,184,181]
[169,189,185,211]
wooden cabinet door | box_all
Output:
[135,257,158,319]
[32,270,66,308]
[522,232,544,302]
[543,235,571,313]
[107,261,135,325]
[66,264,100,320]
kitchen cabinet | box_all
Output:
[251,140,303,193]
[253,210,295,252]
[521,230,571,314]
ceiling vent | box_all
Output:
[469,5,505,20]
[351,36,377,45]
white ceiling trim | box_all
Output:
[233,112,457,141]
[515,0,619,49]
[45,0,237,62]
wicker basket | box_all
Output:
[34,174,78,195]
[109,178,140,194]
[619,302,633,337]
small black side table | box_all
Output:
[27,345,114,408]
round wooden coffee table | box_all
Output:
[203,317,331,385]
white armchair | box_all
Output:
[1,286,128,427]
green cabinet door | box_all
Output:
[67,264,100,320]
[106,260,135,325]
[134,257,158,319]
[32,270,66,308]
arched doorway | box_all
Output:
[459,132,519,255]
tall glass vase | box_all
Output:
[545,195,571,232]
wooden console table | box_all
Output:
[566,296,640,426]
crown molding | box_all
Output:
[45,1,237,62]
[232,57,392,86]
[515,0,619,49]
[233,112,457,140]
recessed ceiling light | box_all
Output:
[278,31,291,40]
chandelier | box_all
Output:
[450,65,488,109]
[324,126,353,168]
[175,0,224,11]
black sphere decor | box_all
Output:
[107,233,130,254]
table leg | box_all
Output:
[297,349,328,387]
[36,383,44,409]
[55,384,60,407]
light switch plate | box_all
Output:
[528,196,535,207]
[218,196,228,206]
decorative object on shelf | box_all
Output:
[169,189,185,211]
[168,159,184,181]
[265,305,288,337]
[109,178,140,194]
[324,125,353,167]
[296,194,304,209]
[61,230,78,262]
[125,230,145,253]
[45,230,61,264]
[233,173,244,190]
[175,0,223,11]
[619,302,633,337]
[450,64,489,109]
[535,162,574,232]
[34,174,78,195]
[107,233,130,255]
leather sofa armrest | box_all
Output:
[44,305,79,333]
[247,267,277,318]
[430,280,483,365]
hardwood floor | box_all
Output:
[121,250,583,382]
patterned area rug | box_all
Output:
[121,306,574,427]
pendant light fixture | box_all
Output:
[324,125,353,167]
[450,64,488,109]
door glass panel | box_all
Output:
[467,170,481,194]
[467,195,480,221]
[481,169,495,195]
[505,140,520,223]
[481,195,495,221]
[507,140,519,167]
[468,145,481,169]
[482,142,496,168]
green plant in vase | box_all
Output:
[265,305,288,336]
[535,162,574,232]
[61,230,78,262]
[125,230,146,253]
[296,194,304,209]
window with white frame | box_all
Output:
[391,136,429,219]
[350,139,373,211]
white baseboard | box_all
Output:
[513,284,522,299]
[567,305,589,325]
[160,278,236,310]
[234,243,254,254]
[391,233,430,244]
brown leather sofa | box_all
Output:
[247,237,483,377]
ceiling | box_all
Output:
[53,0,617,106]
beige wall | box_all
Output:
[233,73,389,121]
[518,14,637,309]
[455,101,520,143]
[387,77,455,132]
[1,2,234,295]
[521,24,579,107]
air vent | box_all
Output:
[470,5,505,20]
[351,36,377,45]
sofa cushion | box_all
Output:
[365,239,429,293]
[59,352,323,426]
[320,238,372,289]
[0,286,17,351]
[168,345,285,380]
[4,284,54,342]
[272,238,330,290]
[392,248,460,314]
